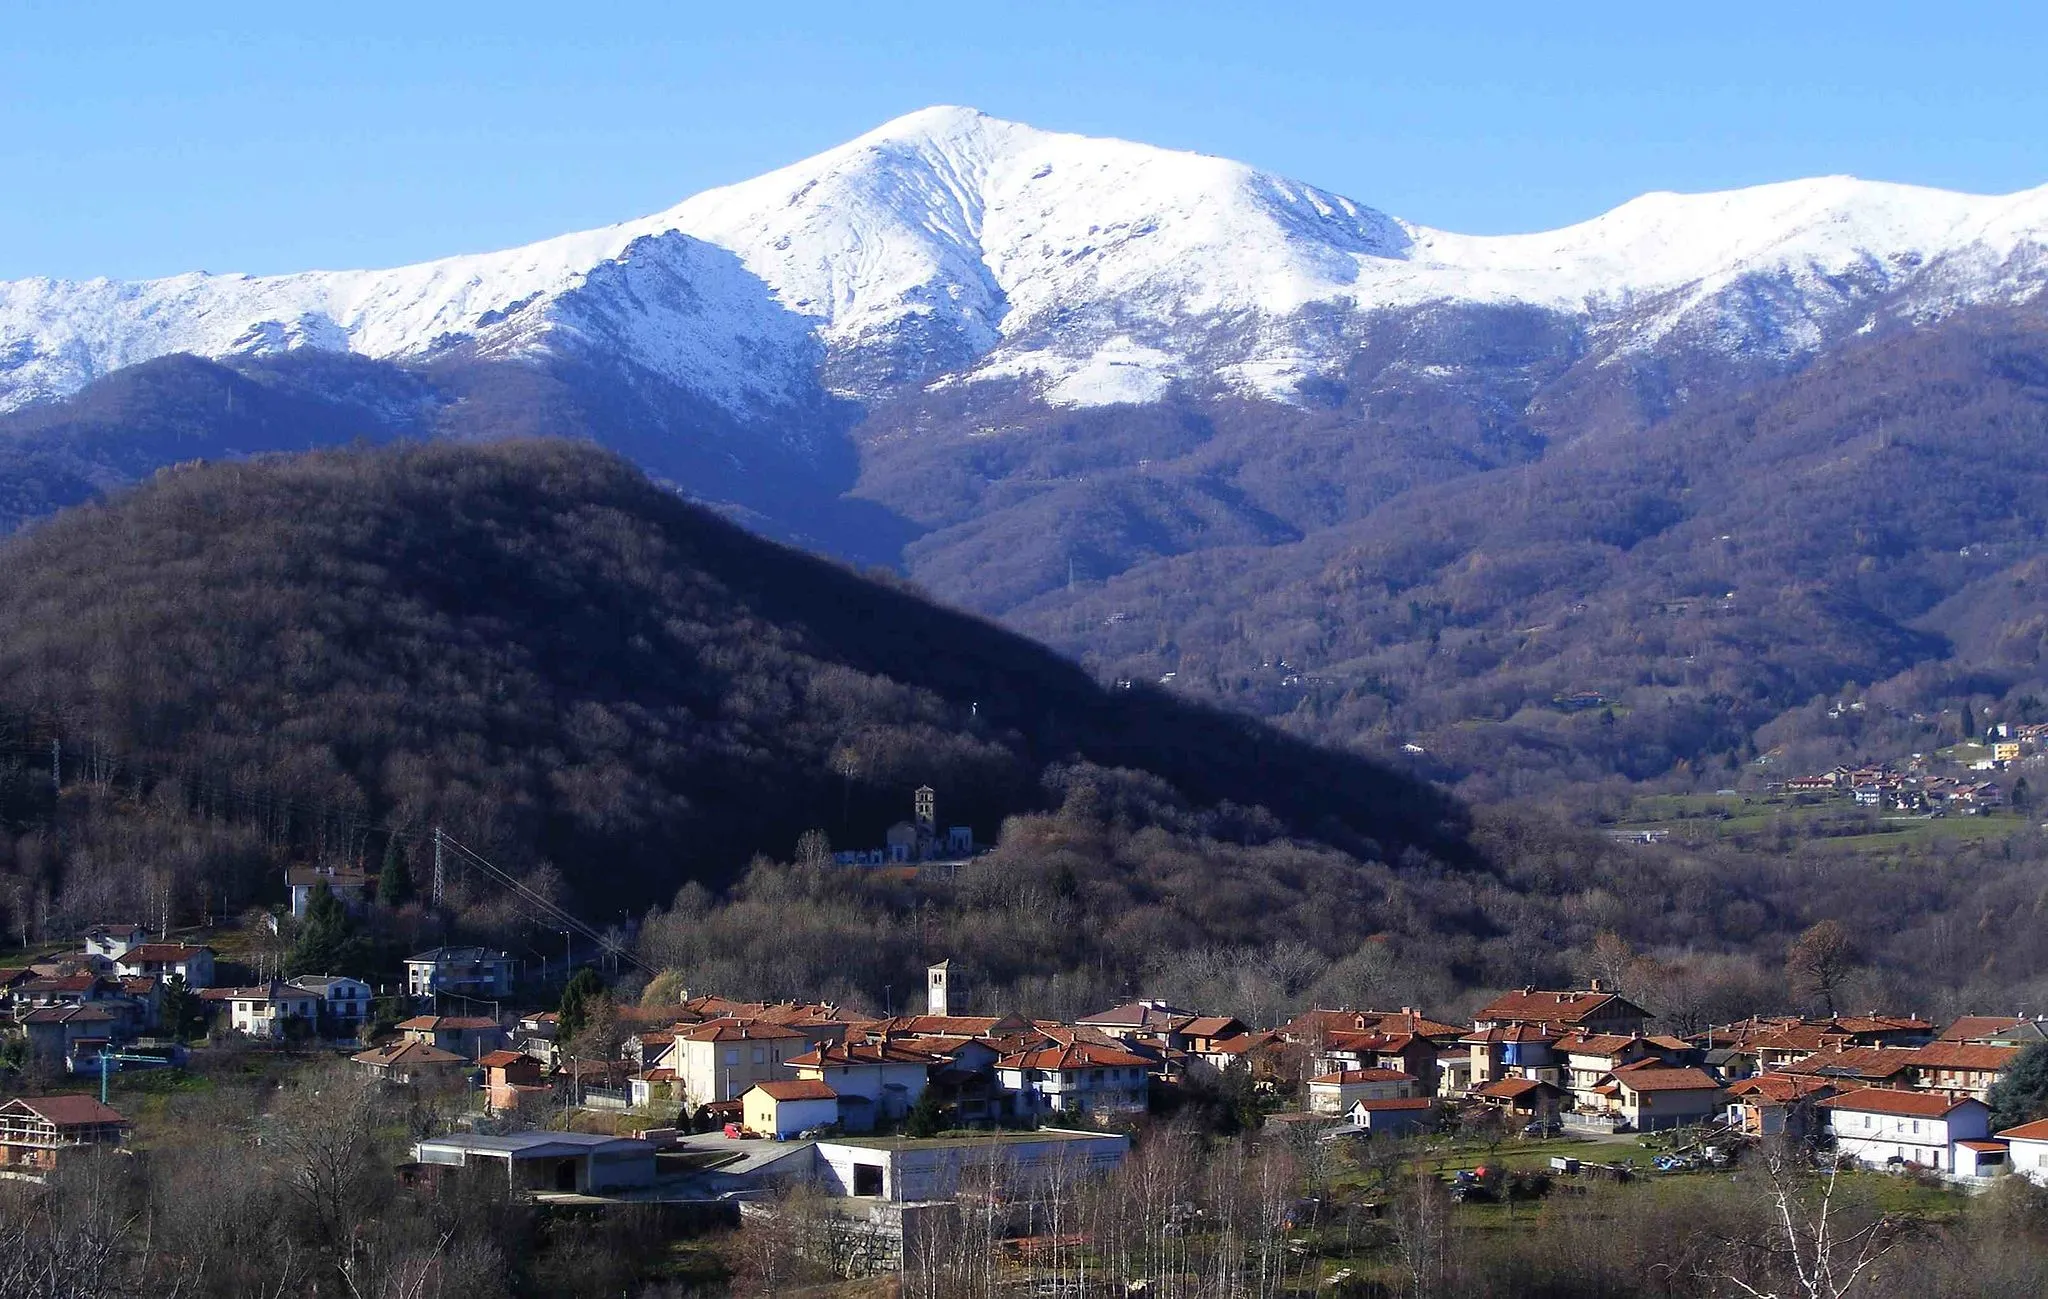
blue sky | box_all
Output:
[3,1,2045,280]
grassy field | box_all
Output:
[1600,790,2035,857]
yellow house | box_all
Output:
[743,1080,839,1138]
[1994,742,2022,764]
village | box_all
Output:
[7,878,2048,1290]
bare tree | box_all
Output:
[1391,1167,1454,1299]
[1713,1141,1910,1299]
[261,1064,392,1259]
[1786,921,1859,1017]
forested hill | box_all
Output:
[0,439,1467,922]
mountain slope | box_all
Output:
[0,439,1467,920]
[1000,308,2048,794]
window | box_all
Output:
[752,1047,766,1065]
[724,1048,740,1065]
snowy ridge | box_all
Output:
[3,106,2046,416]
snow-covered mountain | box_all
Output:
[4,105,2047,418]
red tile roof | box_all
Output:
[4,1095,127,1127]
[477,1050,528,1068]
[1780,1047,1916,1080]
[1940,1015,2027,1042]
[1350,1097,1436,1111]
[1308,1068,1415,1086]
[1204,1031,1282,1056]
[1997,1118,2048,1141]
[751,1080,838,1102]
[352,1041,466,1068]
[1726,1074,1836,1103]
[1905,1042,2019,1071]
[998,1043,1153,1070]
[1611,1067,1721,1094]
[397,1015,499,1031]
[1474,1078,1557,1100]
[1284,1008,1464,1040]
[1474,989,1646,1026]
[118,944,212,962]
[674,1018,807,1042]
[1819,1087,1981,1118]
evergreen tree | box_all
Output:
[161,973,205,1042]
[904,1088,945,1138]
[287,882,361,976]
[1990,1042,2048,1131]
[558,967,605,1042]
[377,835,413,907]
[1963,701,1979,740]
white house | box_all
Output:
[286,866,372,919]
[786,1039,935,1131]
[994,1041,1151,1117]
[287,974,374,1035]
[1346,1096,1437,1136]
[1819,1088,1991,1173]
[1999,1117,2048,1184]
[404,947,515,1002]
[218,983,323,1039]
[81,924,152,964]
[657,1019,811,1105]
[114,943,217,990]
[1306,1068,1420,1114]
[743,1080,841,1138]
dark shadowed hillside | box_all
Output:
[1009,308,2048,795]
[0,438,1466,922]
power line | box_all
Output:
[436,831,652,976]
[1,724,656,976]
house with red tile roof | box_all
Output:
[1346,1096,1439,1136]
[743,1079,840,1138]
[397,1015,506,1061]
[1724,1073,1838,1137]
[1778,1045,1917,1089]
[1472,985,1651,1036]
[655,1018,810,1105]
[1462,1023,1562,1090]
[1595,1067,1723,1131]
[480,1049,552,1114]
[995,1040,1151,1118]
[1554,1032,1690,1111]
[1306,1067,1420,1114]
[111,943,216,990]
[1471,1076,1565,1119]
[1903,1042,2019,1102]
[1281,1008,1465,1044]
[1820,1087,1991,1173]
[1998,1117,2048,1185]
[350,1039,469,1086]
[787,1039,940,1130]
[0,1095,127,1175]
[1313,1029,1448,1095]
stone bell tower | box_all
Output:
[927,959,957,1017]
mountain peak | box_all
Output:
[852,104,1000,145]
[1,113,2044,418]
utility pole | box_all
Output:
[432,827,444,908]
